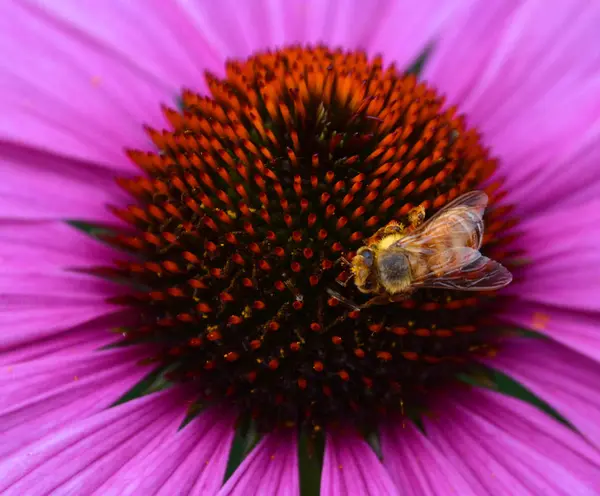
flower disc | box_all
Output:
[108,46,513,431]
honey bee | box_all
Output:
[348,190,512,307]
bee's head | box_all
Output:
[351,247,378,294]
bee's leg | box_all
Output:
[389,293,410,303]
[360,294,391,308]
[407,205,426,230]
[326,288,361,311]
[334,256,351,267]
[333,256,354,287]
[380,220,405,236]
[335,271,354,288]
[366,221,405,246]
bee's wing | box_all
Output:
[421,190,488,250]
[427,190,488,224]
[391,191,511,291]
[415,247,513,291]
[393,190,488,255]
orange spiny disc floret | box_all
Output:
[107,45,515,431]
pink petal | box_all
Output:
[93,406,235,495]
[486,338,600,451]
[218,429,299,496]
[495,94,600,217]
[424,0,600,216]
[321,431,398,496]
[500,302,600,364]
[0,220,124,270]
[366,0,472,70]
[0,388,191,494]
[0,270,124,297]
[181,0,333,59]
[0,219,132,354]
[0,302,122,351]
[426,0,600,123]
[380,421,486,495]
[0,143,130,223]
[29,0,223,95]
[0,269,126,349]
[423,0,521,108]
[1,342,147,406]
[183,0,309,58]
[0,2,174,171]
[44,0,468,79]
[0,311,129,365]
[425,389,600,494]
[505,200,600,312]
[0,344,155,460]
[181,0,467,70]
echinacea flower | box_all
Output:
[2,0,600,493]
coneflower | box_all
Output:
[106,45,512,432]
[2,1,600,494]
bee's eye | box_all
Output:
[361,249,374,266]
